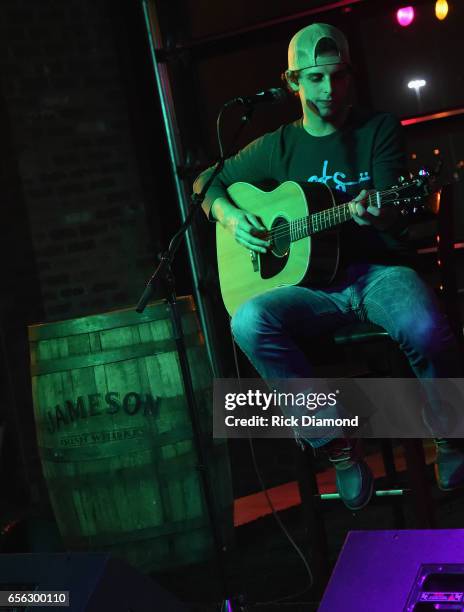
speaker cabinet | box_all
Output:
[0,553,189,611]
[319,529,464,611]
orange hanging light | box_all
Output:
[435,0,449,20]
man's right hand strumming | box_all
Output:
[212,197,271,253]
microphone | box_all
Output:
[224,87,287,109]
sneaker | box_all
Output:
[434,438,464,491]
[323,438,374,511]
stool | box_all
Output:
[294,321,436,580]
[332,322,435,529]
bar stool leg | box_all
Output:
[380,439,406,528]
[403,438,436,528]
[293,444,330,585]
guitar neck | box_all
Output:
[290,190,383,242]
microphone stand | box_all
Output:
[136,101,255,611]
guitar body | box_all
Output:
[217,181,340,316]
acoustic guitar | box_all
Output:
[216,177,438,316]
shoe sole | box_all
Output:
[437,481,464,492]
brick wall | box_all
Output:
[0,0,163,322]
[0,0,184,508]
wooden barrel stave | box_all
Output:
[29,297,233,572]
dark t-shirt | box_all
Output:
[194,107,415,268]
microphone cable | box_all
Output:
[229,324,315,608]
[213,98,316,608]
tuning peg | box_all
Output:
[398,176,406,183]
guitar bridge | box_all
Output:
[250,250,260,272]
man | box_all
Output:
[194,23,464,510]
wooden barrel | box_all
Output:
[29,296,233,572]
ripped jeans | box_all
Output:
[231,264,462,447]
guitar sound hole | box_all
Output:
[271,217,290,257]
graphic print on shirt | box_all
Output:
[307,160,371,192]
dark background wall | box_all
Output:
[0,0,184,508]
[0,0,462,515]
[0,0,179,322]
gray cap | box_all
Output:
[288,23,351,71]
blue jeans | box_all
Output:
[231,263,462,447]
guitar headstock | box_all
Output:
[384,172,441,215]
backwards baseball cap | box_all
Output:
[288,23,351,71]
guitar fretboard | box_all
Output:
[289,191,383,241]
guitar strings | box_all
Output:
[268,196,409,241]
[267,182,423,242]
